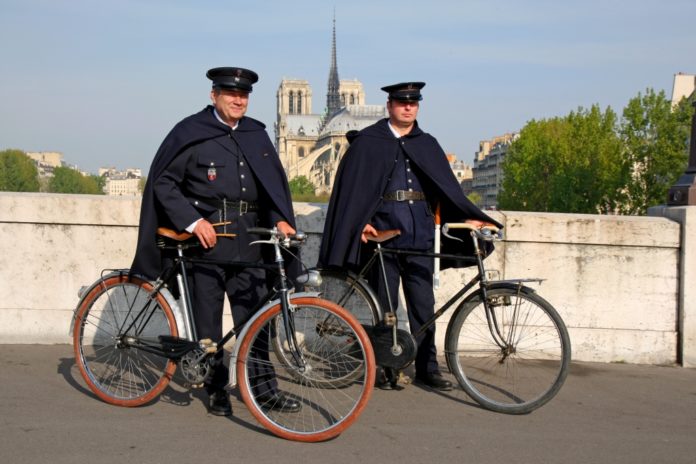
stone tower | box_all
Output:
[276,79,312,117]
[325,15,341,118]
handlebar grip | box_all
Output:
[247,227,273,236]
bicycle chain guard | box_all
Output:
[362,324,417,369]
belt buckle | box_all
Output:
[396,190,406,202]
[239,200,248,215]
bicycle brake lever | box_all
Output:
[249,239,275,247]
[441,225,465,243]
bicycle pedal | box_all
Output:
[198,338,218,354]
[383,312,397,327]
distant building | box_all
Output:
[671,72,696,107]
[100,167,142,196]
[472,133,518,209]
[26,151,64,177]
[447,153,473,181]
[275,16,387,193]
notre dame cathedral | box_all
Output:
[274,17,387,194]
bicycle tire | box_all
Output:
[272,270,380,388]
[314,269,382,326]
[72,274,178,407]
[445,286,571,414]
[236,297,375,442]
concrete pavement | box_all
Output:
[1,344,695,464]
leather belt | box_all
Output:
[210,199,259,214]
[383,190,426,201]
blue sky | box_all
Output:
[1,0,694,175]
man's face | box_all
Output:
[387,99,419,127]
[210,88,250,125]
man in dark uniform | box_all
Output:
[319,82,502,391]
[131,67,300,415]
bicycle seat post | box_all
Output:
[175,243,197,342]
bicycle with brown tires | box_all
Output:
[315,222,571,414]
[70,226,375,442]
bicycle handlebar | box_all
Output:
[247,227,307,247]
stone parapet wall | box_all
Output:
[1,192,691,366]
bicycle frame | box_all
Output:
[71,228,317,380]
[351,226,544,353]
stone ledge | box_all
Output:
[0,192,141,226]
[501,211,680,248]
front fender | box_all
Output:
[227,291,320,388]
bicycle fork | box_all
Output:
[472,234,521,361]
[273,240,307,372]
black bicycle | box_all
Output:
[70,226,375,442]
[315,221,570,414]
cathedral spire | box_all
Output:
[326,12,341,117]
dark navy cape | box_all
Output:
[131,106,296,280]
[318,118,502,270]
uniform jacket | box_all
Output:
[131,106,295,280]
[318,118,502,270]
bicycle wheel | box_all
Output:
[236,297,375,442]
[72,274,178,407]
[315,269,381,326]
[273,270,380,387]
[445,286,571,414]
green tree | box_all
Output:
[0,149,40,192]
[289,175,316,196]
[619,89,694,214]
[466,191,482,207]
[92,174,106,193]
[48,166,103,194]
[498,105,625,213]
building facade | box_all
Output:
[471,133,518,209]
[671,72,696,107]
[100,167,142,196]
[26,151,63,177]
[274,17,386,194]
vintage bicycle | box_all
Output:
[70,226,375,442]
[315,221,571,414]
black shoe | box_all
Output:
[255,391,302,413]
[416,372,453,391]
[207,390,232,416]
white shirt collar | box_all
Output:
[387,120,401,138]
[213,108,239,130]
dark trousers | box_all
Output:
[192,261,276,396]
[368,251,439,376]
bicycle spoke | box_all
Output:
[446,288,570,414]
[74,276,176,405]
[238,298,374,441]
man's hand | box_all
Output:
[193,219,217,249]
[465,219,496,229]
[276,220,296,238]
[361,224,378,243]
